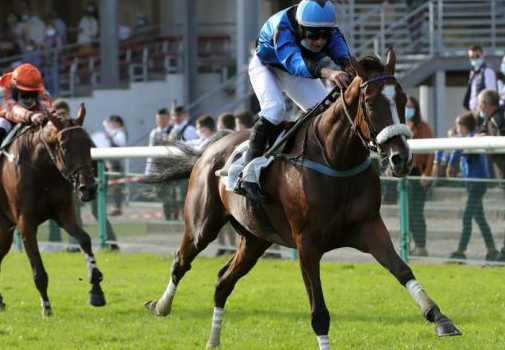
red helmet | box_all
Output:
[11,63,44,91]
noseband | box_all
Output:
[341,74,412,156]
[40,125,93,187]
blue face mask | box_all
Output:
[18,100,35,109]
[479,110,487,119]
[470,58,483,68]
[501,64,505,75]
[405,107,415,120]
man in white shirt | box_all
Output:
[167,105,198,142]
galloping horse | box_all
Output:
[145,49,461,349]
[0,104,106,316]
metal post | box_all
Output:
[491,0,496,51]
[182,0,198,107]
[97,161,107,249]
[437,0,443,54]
[398,178,410,262]
[99,0,119,88]
[435,70,446,139]
[428,1,434,56]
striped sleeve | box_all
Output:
[0,86,33,123]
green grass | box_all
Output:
[0,253,504,349]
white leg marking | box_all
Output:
[206,307,224,349]
[156,278,176,315]
[406,279,434,314]
[317,335,331,350]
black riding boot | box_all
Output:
[236,117,278,203]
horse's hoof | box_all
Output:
[144,300,170,317]
[0,302,6,311]
[42,307,53,317]
[89,293,106,307]
[435,317,462,336]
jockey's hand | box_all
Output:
[327,69,350,90]
[30,112,47,125]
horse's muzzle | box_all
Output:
[384,136,412,177]
[79,183,97,202]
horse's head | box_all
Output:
[46,103,97,201]
[347,48,412,177]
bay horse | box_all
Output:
[145,49,461,349]
[0,104,106,316]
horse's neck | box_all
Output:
[16,129,54,169]
[310,93,369,169]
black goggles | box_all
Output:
[18,90,39,99]
[302,27,335,40]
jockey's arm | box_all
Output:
[0,86,51,124]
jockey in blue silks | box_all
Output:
[236,0,352,202]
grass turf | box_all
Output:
[0,252,503,349]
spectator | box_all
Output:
[167,104,198,142]
[446,112,498,261]
[217,112,235,131]
[21,40,43,69]
[463,45,497,112]
[103,115,128,216]
[406,95,434,257]
[145,108,172,175]
[144,108,173,221]
[19,5,46,50]
[186,114,216,151]
[77,1,99,51]
[497,54,505,105]
[43,21,63,94]
[47,11,67,45]
[234,110,256,131]
[6,12,23,54]
[432,126,457,179]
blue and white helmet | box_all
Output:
[296,0,337,28]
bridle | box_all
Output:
[340,73,412,157]
[39,125,93,188]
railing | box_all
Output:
[337,0,505,77]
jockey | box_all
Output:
[0,63,50,145]
[236,0,351,202]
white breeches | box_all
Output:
[248,54,327,125]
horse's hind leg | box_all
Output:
[206,221,271,349]
[145,188,227,317]
[0,220,15,311]
[351,218,462,337]
[58,210,106,307]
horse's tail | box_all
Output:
[142,130,233,183]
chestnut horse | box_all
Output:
[145,50,461,349]
[0,104,106,316]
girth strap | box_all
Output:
[290,157,371,178]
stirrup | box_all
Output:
[241,181,268,203]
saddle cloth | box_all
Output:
[215,141,274,192]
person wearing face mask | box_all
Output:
[0,63,50,145]
[497,55,505,106]
[475,89,505,261]
[43,21,63,94]
[77,1,99,51]
[463,45,497,112]
[405,95,434,257]
[235,0,351,202]
[185,114,216,151]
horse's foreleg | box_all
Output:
[145,216,225,317]
[206,230,271,349]
[59,216,106,307]
[352,218,462,337]
[297,241,330,350]
[17,220,52,316]
[0,222,14,311]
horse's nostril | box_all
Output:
[390,153,402,166]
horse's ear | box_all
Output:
[76,103,86,126]
[349,56,366,78]
[48,111,63,129]
[385,47,396,75]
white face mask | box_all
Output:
[46,28,56,37]
[196,129,203,138]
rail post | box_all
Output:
[398,177,410,262]
[97,160,107,249]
